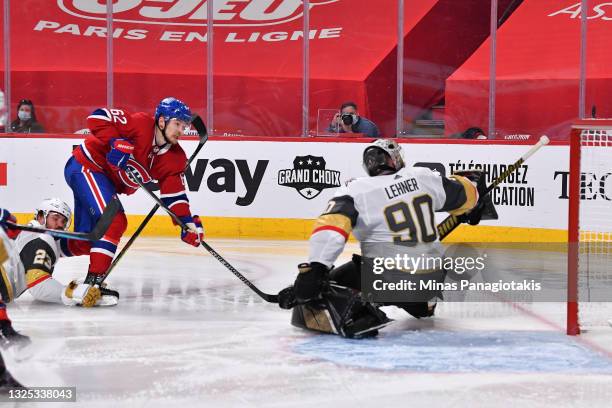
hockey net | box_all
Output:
[567,120,612,335]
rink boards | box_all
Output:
[0,135,590,242]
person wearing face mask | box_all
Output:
[9,99,45,133]
[328,101,380,137]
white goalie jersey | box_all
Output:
[308,166,478,267]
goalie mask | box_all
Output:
[35,198,72,230]
[363,139,405,176]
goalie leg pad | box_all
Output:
[395,301,437,319]
[291,303,338,335]
[291,284,391,339]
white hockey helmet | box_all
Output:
[35,198,72,230]
[362,139,405,176]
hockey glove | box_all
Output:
[62,280,102,307]
[458,200,485,225]
[0,208,15,228]
[180,215,204,247]
[106,139,134,170]
[0,208,20,239]
[0,208,17,230]
[294,262,329,303]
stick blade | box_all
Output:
[88,198,121,240]
[191,115,208,140]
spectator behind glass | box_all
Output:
[327,101,380,137]
[461,127,487,139]
[9,99,45,133]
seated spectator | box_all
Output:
[461,127,487,139]
[9,99,45,133]
[327,101,379,137]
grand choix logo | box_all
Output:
[278,155,341,199]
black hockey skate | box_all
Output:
[84,271,105,286]
[0,353,26,392]
[0,320,31,350]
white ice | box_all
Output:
[4,238,612,408]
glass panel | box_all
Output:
[310,0,396,138]
[427,0,492,139]
[584,0,610,120]
[494,0,580,141]
[10,1,107,134]
[112,2,207,126]
[0,2,5,132]
[212,1,304,137]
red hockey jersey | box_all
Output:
[73,107,192,219]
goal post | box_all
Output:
[567,120,612,335]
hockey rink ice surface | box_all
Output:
[4,238,612,408]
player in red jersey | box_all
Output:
[64,97,204,289]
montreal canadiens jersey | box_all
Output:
[73,108,192,219]
[308,166,478,267]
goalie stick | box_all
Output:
[99,114,208,284]
[437,135,550,241]
[119,166,278,303]
[5,197,120,241]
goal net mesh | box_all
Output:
[576,123,612,329]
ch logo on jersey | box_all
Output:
[278,155,341,200]
[117,158,154,190]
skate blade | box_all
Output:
[352,319,395,338]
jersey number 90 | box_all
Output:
[384,195,436,245]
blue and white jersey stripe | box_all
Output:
[88,108,112,122]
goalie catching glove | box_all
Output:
[451,169,498,226]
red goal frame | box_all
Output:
[567,119,612,335]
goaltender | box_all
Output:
[278,139,490,338]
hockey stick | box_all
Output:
[437,135,550,241]
[122,167,279,303]
[100,115,208,283]
[5,198,120,241]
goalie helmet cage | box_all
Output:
[567,119,612,335]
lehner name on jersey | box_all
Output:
[384,177,419,200]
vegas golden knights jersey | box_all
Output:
[308,166,478,267]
